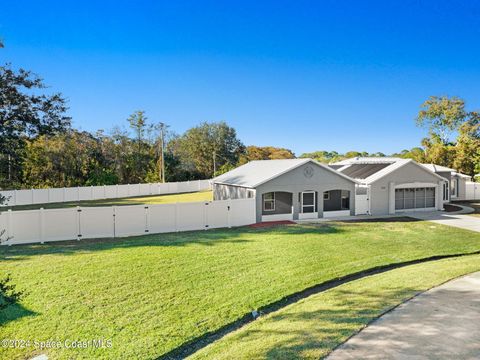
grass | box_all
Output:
[1,190,213,211]
[191,254,480,359]
[0,220,480,359]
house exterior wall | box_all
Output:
[213,183,251,200]
[254,162,356,222]
[369,162,444,215]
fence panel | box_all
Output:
[92,186,106,199]
[64,188,79,202]
[1,180,212,206]
[33,189,49,204]
[78,187,93,201]
[465,182,480,200]
[176,202,206,231]
[1,197,253,245]
[104,186,117,199]
[80,207,114,239]
[229,198,256,226]
[116,185,129,198]
[43,208,78,242]
[49,188,65,203]
[139,183,152,196]
[205,201,230,229]
[10,210,41,244]
[148,204,177,233]
[114,206,147,237]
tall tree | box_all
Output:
[174,122,245,178]
[0,64,71,188]
[453,112,480,177]
[238,146,295,164]
[416,96,467,144]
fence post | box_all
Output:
[90,186,94,200]
[204,201,208,230]
[39,207,45,244]
[76,206,82,240]
[6,209,13,244]
[31,188,34,204]
[47,188,51,203]
[112,206,116,238]
[103,185,107,199]
[227,200,232,228]
[127,184,130,197]
[13,190,17,206]
[145,206,149,233]
[77,187,80,201]
[174,202,179,232]
[63,187,66,202]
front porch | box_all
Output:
[260,189,352,221]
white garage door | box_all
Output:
[395,187,435,211]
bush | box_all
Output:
[0,274,24,310]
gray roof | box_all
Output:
[340,163,391,179]
[420,164,455,173]
[213,158,358,188]
[336,158,446,184]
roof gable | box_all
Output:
[213,159,359,188]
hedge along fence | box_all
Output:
[0,180,212,207]
[0,198,256,245]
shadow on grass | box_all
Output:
[0,302,37,327]
[0,224,345,261]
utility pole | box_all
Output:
[213,151,216,177]
[158,122,166,183]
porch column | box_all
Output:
[388,182,395,215]
[437,180,444,211]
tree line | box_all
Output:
[1,62,479,190]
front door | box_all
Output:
[300,191,317,219]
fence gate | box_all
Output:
[355,186,370,215]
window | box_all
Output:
[323,191,330,200]
[443,182,449,201]
[263,192,275,211]
[341,190,350,210]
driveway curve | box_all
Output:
[327,272,480,359]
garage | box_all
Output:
[395,187,436,211]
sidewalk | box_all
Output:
[328,272,480,359]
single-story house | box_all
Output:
[331,157,447,216]
[213,157,450,222]
[213,158,359,222]
[420,164,471,201]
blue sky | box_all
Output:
[1,1,480,155]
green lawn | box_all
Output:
[1,220,480,359]
[1,190,213,211]
[192,254,480,360]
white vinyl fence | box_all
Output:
[0,198,256,245]
[0,180,211,207]
[465,181,480,200]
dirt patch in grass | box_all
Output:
[338,216,421,223]
[249,220,296,228]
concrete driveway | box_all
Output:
[408,206,480,233]
[327,272,480,359]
